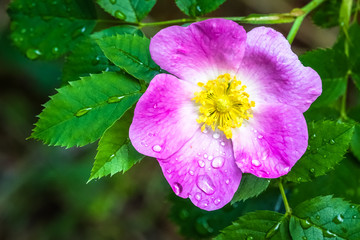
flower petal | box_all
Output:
[237,27,322,113]
[158,129,242,211]
[150,19,247,83]
[129,73,199,159]
[232,104,308,178]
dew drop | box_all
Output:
[198,200,209,208]
[91,56,100,65]
[332,214,344,224]
[309,168,315,173]
[323,229,337,238]
[152,145,162,152]
[72,26,86,39]
[214,198,221,205]
[115,10,126,20]
[257,135,263,139]
[26,48,42,60]
[196,175,215,195]
[265,221,281,239]
[153,103,157,108]
[211,156,224,168]
[173,182,183,195]
[52,47,59,54]
[107,96,125,103]
[310,133,316,139]
[212,133,220,139]
[251,159,261,167]
[203,153,208,159]
[195,193,201,200]
[225,179,230,185]
[300,219,312,229]
[302,237,307,240]
[246,237,254,240]
[189,170,194,176]
[297,177,303,182]
[198,160,205,168]
[75,107,92,117]
[109,0,116,4]
[316,215,320,220]
[220,141,225,146]
[329,139,335,145]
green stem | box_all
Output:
[279,180,292,214]
[287,0,326,44]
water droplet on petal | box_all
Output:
[198,200,209,208]
[332,214,344,224]
[214,198,221,205]
[208,155,213,161]
[196,175,215,195]
[212,133,220,139]
[189,170,194,176]
[225,179,230,184]
[198,160,205,168]
[195,193,201,200]
[211,156,224,168]
[152,145,162,152]
[173,182,183,195]
[258,135,263,139]
[203,154,208,159]
[251,159,261,167]
[220,141,225,146]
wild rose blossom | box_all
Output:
[129,19,322,211]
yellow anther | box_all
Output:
[192,73,255,139]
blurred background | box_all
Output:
[0,0,340,239]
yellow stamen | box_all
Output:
[192,73,255,139]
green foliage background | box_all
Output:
[1,0,360,239]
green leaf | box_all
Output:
[96,0,156,23]
[30,72,142,148]
[351,124,360,162]
[312,0,341,28]
[289,155,360,206]
[290,196,360,240]
[215,211,290,240]
[285,120,354,183]
[304,107,340,123]
[175,0,226,17]
[97,34,161,83]
[300,49,349,107]
[89,108,144,181]
[8,0,96,60]
[231,174,270,203]
[62,26,142,84]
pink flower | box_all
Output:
[129,19,322,211]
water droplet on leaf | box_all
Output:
[110,0,116,4]
[300,219,312,229]
[332,214,344,224]
[107,96,124,103]
[115,10,126,20]
[329,139,335,145]
[75,107,92,117]
[26,48,42,60]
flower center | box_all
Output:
[193,73,255,139]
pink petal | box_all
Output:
[232,104,308,178]
[237,27,322,113]
[158,129,242,211]
[129,74,200,159]
[150,19,247,83]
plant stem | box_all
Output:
[279,180,292,214]
[287,0,326,44]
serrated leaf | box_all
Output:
[62,26,142,84]
[289,156,360,206]
[175,0,226,17]
[89,108,144,181]
[290,196,360,240]
[8,0,96,60]
[300,49,349,107]
[215,211,290,240]
[231,174,270,203]
[348,107,360,162]
[97,34,161,83]
[312,0,341,28]
[285,120,354,183]
[96,0,156,23]
[30,72,142,148]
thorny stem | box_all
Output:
[287,0,326,44]
[278,180,292,215]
